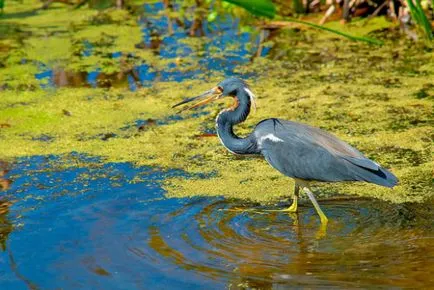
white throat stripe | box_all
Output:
[244,87,257,112]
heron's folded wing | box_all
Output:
[255,119,367,181]
[255,119,398,186]
[259,131,352,181]
[340,156,379,171]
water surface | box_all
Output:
[0,155,432,289]
[35,2,264,90]
[1,2,433,288]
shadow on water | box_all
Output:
[0,154,433,289]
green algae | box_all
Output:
[163,74,433,204]
[0,73,432,204]
[0,0,433,204]
[1,1,143,85]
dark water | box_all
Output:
[1,155,433,289]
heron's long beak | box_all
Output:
[172,87,223,113]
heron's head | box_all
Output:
[172,77,256,112]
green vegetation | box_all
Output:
[281,17,384,45]
[406,0,433,39]
[0,0,433,205]
[223,0,276,18]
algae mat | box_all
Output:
[1,76,432,204]
[0,1,433,204]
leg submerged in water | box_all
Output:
[303,187,328,225]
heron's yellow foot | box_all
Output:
[259,208,295,213]
[260,194,298,213]
[287,198,298,213]
[314,206,328,225]
[312,201,328,224]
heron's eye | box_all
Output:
[217,86,223,93]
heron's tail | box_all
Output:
[360,166,399,188]
[343,156,399,188]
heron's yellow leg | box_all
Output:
[315,223,328,239]
[224,184,299,214]
[303,187,328,225]
[286,184,299,213]
[253,183,300,213]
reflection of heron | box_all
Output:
[173,78,398,224]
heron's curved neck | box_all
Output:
[216,89,258,155]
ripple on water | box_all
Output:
[148,197,434,288]
[0,154,433,289]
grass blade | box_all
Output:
[282,17,384,45]
[223,0,276,19]
[406,0,433,40]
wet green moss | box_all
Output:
[1,1,143,85]
[1,72,432,204]
[162,73,433,204]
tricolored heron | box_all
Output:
[173,77,398,224]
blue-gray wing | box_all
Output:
[253,119,398,187]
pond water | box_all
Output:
[0,155,433,289]
[1,1,434,289]
[34,1,266,90]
